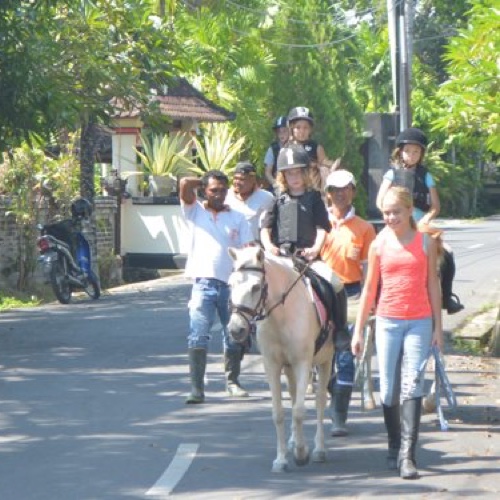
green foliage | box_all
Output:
[135,133,192,177]
[188,123,245,176]
[0,293,40,312]
[0,139,80,290]
[434,0,500,155]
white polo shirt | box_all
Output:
[225,188,275,240]
[181,200,254,283]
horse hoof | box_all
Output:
[363,399,376,411]
[271,460,288,473]
[294,453,310,467]
[312,450,327,463]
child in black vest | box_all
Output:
[263,116,289,192]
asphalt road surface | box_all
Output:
[0,216,499,499]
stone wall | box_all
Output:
[0,195,121,291]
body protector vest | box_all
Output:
[271,141,281,177]
[273,191,318,250]
[391,164,431,212]
[301,139,318,162]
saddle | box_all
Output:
[292,257,336,354]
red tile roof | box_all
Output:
[112,78,235,122]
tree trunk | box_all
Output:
[80,116,99,203]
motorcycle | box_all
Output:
[37,198,101,304]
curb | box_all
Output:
[454,305,500,354]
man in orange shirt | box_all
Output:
[321,170,376,436]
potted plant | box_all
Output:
[187,123,245,176]
[134,132,191,196]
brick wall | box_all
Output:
[0,195,121,291]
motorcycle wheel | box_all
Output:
[50,259,72,304]
[84,275,101,300]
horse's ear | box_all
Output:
[228,247,237,260]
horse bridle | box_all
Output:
[229,259,312,332]
[229,266,268,334]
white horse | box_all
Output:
[227,246,334,473]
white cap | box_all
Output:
[324,170,356,190]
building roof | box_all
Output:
[112,78,235,122]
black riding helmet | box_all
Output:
[396,127,428,150]
[277,144,310,171]
[273,116,288,129]
[287,106,314,125]
[71,198,92,219]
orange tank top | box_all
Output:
[376,230,432,319]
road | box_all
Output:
[0,217,499,499]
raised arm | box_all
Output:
[179,176,202,205]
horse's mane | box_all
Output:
[263,251,300,280]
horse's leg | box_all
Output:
[362,319,377,411]
[306,369,315,395]
[312,359,331,463]
[265,360,289,473]
[291,361,310,466]
[283,365,297,452]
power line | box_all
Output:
[230,26,358,49]
[224,0,377,26]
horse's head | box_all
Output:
[227,246,267,344]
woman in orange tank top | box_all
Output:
[351,186,443,480]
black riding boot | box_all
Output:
[333,288,349,337]
[440,249,464,315]
[399,397,422,479]
[383,404,401,470]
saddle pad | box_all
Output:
[305,278,328,327]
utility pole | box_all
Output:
[387,0,412,134]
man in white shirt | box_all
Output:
[225,162,275,241]
[180,170,254,404]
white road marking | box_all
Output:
[467,243,484,249]
[146,443,199,498]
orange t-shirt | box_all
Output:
[321,216,376,284]
[376,229,432,319]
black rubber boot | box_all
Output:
[330,384,352,437]
[186,348,206,404]
[440,249,464,315]
[383,404,401,470]
[225,348,249,397]
[399,397,422,479]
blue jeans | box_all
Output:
[187,278,240,354]
[331,284,360,388]
[375,316,433,406]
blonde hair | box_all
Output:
[276,168,311,193]
[383,186,417,229]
